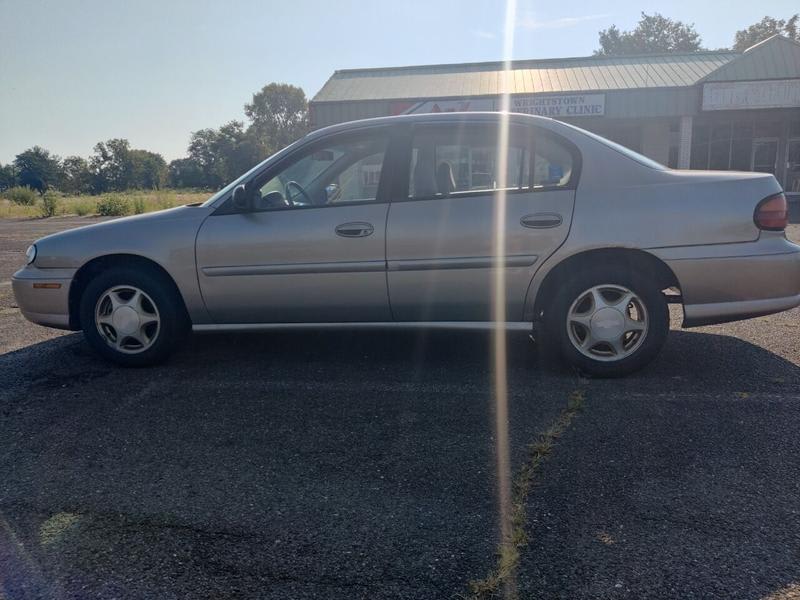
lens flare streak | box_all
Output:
[491,0,518,597]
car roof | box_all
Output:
[305,111,556,141]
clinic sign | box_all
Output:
[512,94,605,117]
[703,80,800,111]
[390,94,606,118]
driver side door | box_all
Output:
[196,127,395,324]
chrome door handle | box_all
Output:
[335,222,374,237]
[520,213,563,229]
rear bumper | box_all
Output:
[655,236,800,327]
[11,266,76,330]
[683,293,800,327]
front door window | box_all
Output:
[256,133,389,209]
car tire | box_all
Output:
[543,265,669,377]
[79,266,187,367]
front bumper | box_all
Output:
[11,266,76,330]
[655,236,800,327]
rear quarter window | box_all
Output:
[533,135,575,189]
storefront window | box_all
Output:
[732,120,752,139]
[730,139,751,171]
[752,140,778,173]
[754,120,781,138]
[690,116,786,176]
[709,139,730,170]
[787,139,800,194]
[667,119,680,168]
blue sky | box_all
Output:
[1,0,797,163]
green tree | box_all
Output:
[13,146,61,194]
[168,158,206,188]
[216,121,264,182]
[188,127,226,188]
[734,14,799,51]
[0,163,16,191]
[89,138,132,192]
[89,138,131,194]
[60,156,92,195]
[128,149,167,189]
[244,83,309,152]
[596,12,704,55]
[188,121,264,187]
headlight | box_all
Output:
[25,244,37,265]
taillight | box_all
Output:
[754,192,788,231]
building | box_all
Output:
[310,35,800,197]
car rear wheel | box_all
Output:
[79,267,187,366]
[544,266,669,377]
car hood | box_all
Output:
[33,204,214,269]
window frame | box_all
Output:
[214,125,403,215]
[389,121,582,204]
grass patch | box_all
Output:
[4,186,38,205]
[73,200,95,216]
[0,190,209,219]
[467,389,586,600]
[39,512,80,547]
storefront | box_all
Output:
[310,35,800,196]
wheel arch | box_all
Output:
[528,247,680,322]
[68,253,190,330]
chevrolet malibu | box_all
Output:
[12,112,800,376]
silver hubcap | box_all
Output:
[95,286,160,354]
[566,284,648,362]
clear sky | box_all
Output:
[1,0,797,163]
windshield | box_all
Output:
[200,140,306,207]
[200,158,270,207]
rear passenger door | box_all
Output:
[385,121,577,321]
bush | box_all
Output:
[96,195,130,216]
[132,196,146,214]
[4,186,37,206]
[40,192,60,217]
[73,201,94,216]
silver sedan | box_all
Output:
[12,112,800,376]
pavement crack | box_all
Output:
[464,388,586,600]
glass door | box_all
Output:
[786,139,800,194]
[751,138,778,174]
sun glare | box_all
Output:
[491,0,518,597]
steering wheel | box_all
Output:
[285,181,312,207]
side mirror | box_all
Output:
[231,185,252,212]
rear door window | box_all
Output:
[406,123,576,200]
[407,125,530,200]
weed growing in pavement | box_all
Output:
[466,389,585,600]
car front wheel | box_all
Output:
[544,266,669,377]
[79,267,186,366]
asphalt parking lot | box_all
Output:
[1,217,800,599]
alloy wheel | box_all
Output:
[94,285,160,354]
[566,284,648,362]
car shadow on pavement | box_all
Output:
[2,326,798,389]
[176,326,800,394]
[1,327,799,599]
